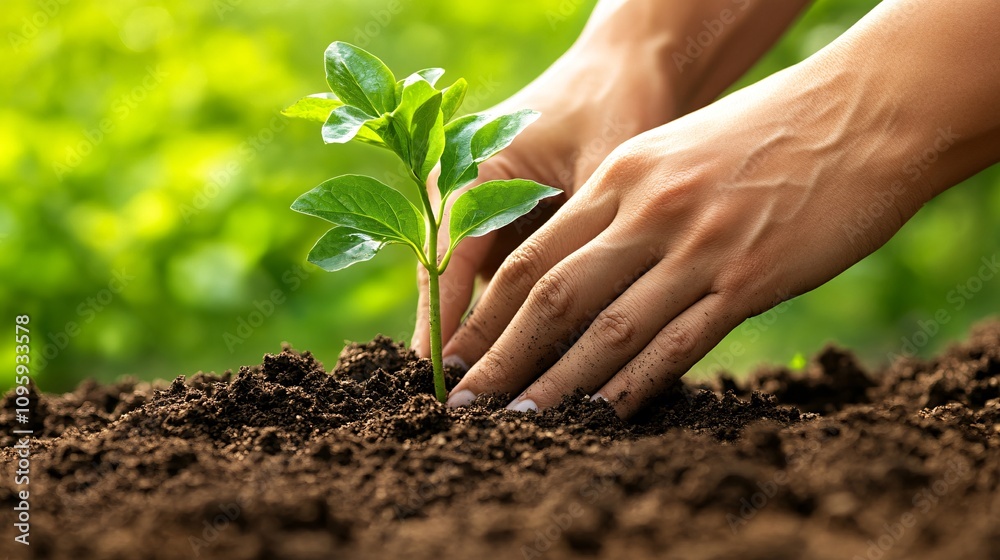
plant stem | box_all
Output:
[427,265,447,402]
[408,167,448,402]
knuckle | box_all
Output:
[528,269,575,322]
[473,349,516,393]
[496,240,548,295]
[659,323,699,365]
[715,257,766,298]
[598,143,650,186]
[592,308,638,348]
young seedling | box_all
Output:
[283,42,560,402]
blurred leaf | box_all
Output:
[282,93,343,123]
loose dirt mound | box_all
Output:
[2,322,1000,560]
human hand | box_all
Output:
[442,58,936,417]
[410,0,812,358]
[409,35,675,358]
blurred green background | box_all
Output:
[2,0,998,392]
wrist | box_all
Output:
[809,0,1000,202]
[500,32,677,194]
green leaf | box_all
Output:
[470,109,539,163]
[449,179,561,247]
[440,78,467,122]
[353,115,391,148]
[437,113,492,197]
[324,42,396,117]
[394,78,439,124]
[437,110,539,198]
[282,93,343,123]
[410,92,444,181]
[321,105,376,144]
[394,68,444,106]
[414,68,445,86]
[385,78,437,162]
[291,175,426,250]
[307,227,385,272]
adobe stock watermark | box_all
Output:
[693,289,794,377]
[451,74,500,114]
[843,127,959,244]
[179,114,286,223]
[213,0,242,20]
[852,458,969,560]
[726,437,821,533]
[887,251,998,361]
[188,502,242,557]
[348,0,409,49]
[673,0,750,73]
[53,65,169,180]
[222,264,311,352]
[35,269,136,372]
[546,0,587,29]
[8,0,72,53]
[520,448,634,559]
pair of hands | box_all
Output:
[411,0,994,417]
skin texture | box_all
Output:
[414,0,1000,418]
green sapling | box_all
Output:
[284,42,560,402]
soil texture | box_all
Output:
[3,322,1000,560]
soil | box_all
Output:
[2,321,1000,560]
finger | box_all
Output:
[447,226,649,407]
[442,195,616,377]
[596,293,744,418]
[507,259,710,410]
[412,262,430,356]
[437,235,489,350]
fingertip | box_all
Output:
[506,398,538,412]
[446,388,477,408]
[442,354,468,370]
[410,333,427,358]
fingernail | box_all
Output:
[446,389,477,408]
[442,355,468,370]
[590,393,607,403]
[507,398,538,413]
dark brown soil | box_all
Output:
[3,321,1000,560]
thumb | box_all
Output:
[410,232,491,358]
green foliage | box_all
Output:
[285,42,560,399]
[291,174,426,254]
[280,94,342,123]
[307,228,383,272]
[449,179,559,245]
